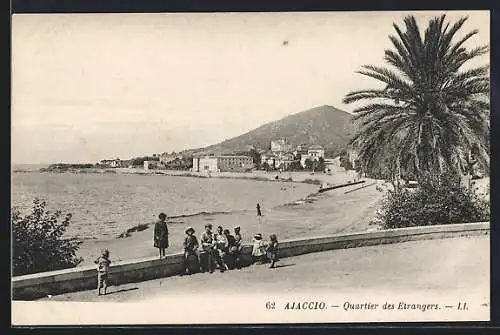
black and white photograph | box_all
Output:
[11,10,490,325]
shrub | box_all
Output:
[12,198,83,276]
[377,173,490,229]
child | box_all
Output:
[251,233,267,264]
[266,234,279,268]
[94,249,111,296]
[183,227,199,275]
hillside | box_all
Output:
[191,105,356,155]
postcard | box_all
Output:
[11,10,490,325]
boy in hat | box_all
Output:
[200,223,216,273]
[233,226,243,269]
[234,226,242,248]
[214,226,229,272]
[94,249,112,296]
[251,233,267,264]
[183,227,199,275]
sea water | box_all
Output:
[11,172,316,241]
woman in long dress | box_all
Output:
[153,213,169,258]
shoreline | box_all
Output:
[75,175,489,267]
[76,177,385,267]
[28,166,361,187]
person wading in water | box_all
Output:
[256,203,262,216]
[153,213,169,258]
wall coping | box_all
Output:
[12,221,490,285]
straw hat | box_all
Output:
[185,227,195,234]
[205,223,213,229]
[234,226,241,230]
[254,233,262,239]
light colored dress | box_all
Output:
[252,239,266,257]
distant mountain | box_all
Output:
[190,105,356,156]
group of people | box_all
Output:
[183,223,243,274]
[93,211,280,296]
[153,212,280,275]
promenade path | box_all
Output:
[42,235,489,302]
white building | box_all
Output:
[193,156,254,172]
[307,145,325,159]
[99,158,122,168]
[300,145,325,168]
[270,138,292,153]
[144,160,160,170]
[159,152,183,165]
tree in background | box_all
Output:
[317,157,326,172]
[286,160,303,171]
[249,148,262,169]
[343,15,489,186]
[131,156,159,166]
[12,199,83,276]
[304,158,314,171]
[261,162,272,171]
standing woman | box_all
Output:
[154,213,169,258]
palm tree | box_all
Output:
[343,15,489,186]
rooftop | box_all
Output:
[309,145,324,150]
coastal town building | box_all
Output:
[192,155,254,172]
[292,144,308,159]
[270,138,292,153]
[98,158,123,168]
[260,152,295,171]
[300,145,325,168]
[159,152,184,165]
[144,160,161,171]
[260,139,330,171]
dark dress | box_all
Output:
[153,220,169,248]
[266,241,279,262]
[223,234,236,268]
[183,235,200,274]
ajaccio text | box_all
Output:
[284,301,327,310]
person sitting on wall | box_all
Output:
[200,223,216,273]
[223,229,237,269]
[214,226,229,272]
[182,227,199,275]
[233,226,243,269]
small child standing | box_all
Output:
[252,233,267,264]
[94,249,111,296]
[266,234,279,268]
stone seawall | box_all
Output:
[12,222,489,300]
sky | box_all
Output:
[11,11,490,164]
